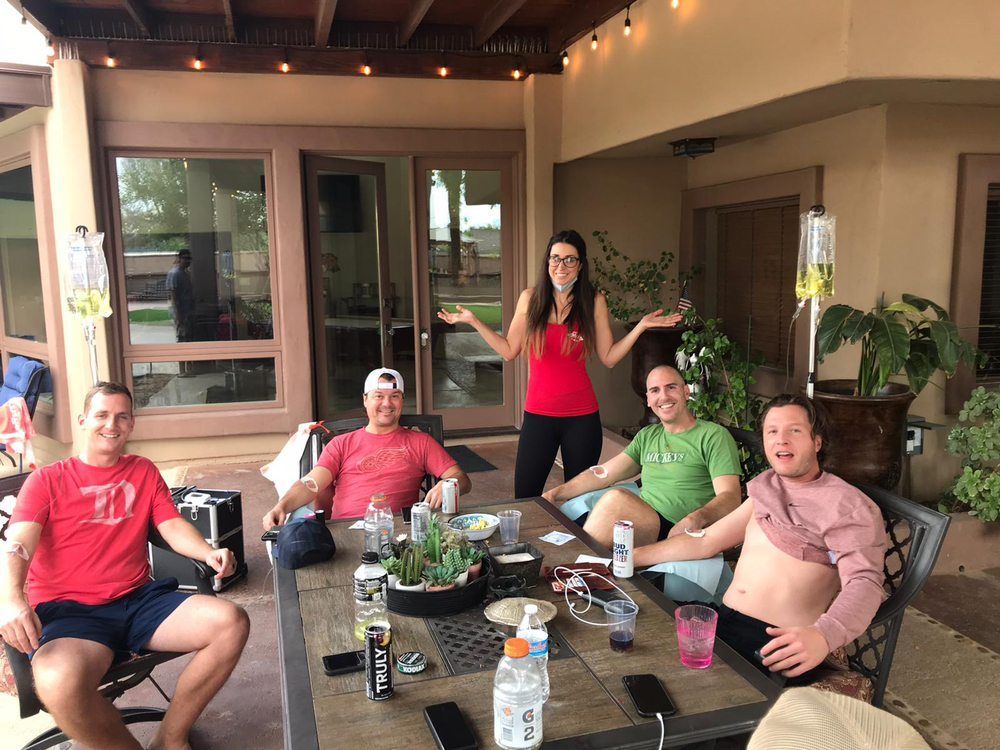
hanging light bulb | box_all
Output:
[106,54,117,68]
[361,63,372,76]
[194,45,204,71]
[591,26,598,50]
[671,0,680,9]
[561,50,569,68]
[512,65,523,80]
[280,53,290,73]
[438,64,449,77]
[624,6,632,37]
[46,39,56,57]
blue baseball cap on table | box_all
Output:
[273,518,336,570]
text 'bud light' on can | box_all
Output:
[612,520,634,578]
[365,622,393,701]
[410,501,431,544]
[441,477,460,514]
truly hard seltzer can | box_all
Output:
[441,477,460,514]
[612,520,634,578]
[365,622,393,701]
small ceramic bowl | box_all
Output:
[448,513,500,541]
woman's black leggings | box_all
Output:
[514,411,603,498]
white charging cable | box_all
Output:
[552,565,637,626]
[656,712,665,750]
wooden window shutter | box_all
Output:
[976,185,1000,382]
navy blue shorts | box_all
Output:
[33,577,191,662]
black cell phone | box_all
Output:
[424,701,478,750]
[402,505,412,524]
[261,529,279,542]
[322,650,365,676]
[622,674,677,718]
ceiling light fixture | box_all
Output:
[194,45,204,71]
[561,50,569,67]
[280,49,290,73]
[624,6,632,37]
[512,62,524,80]
[438,52,449,77]
[46,39,55,57]
[671,0,680,9]
[106,44,117,68]
[591,25,598,50]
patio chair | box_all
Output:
[1,507,218,750]
[728,429,951,707]
[294,414,445,520]
[1,357,50,469]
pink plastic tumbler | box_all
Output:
[675,605,718,669]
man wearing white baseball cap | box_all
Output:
[263,368,470,525]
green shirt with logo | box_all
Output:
[623,420,741,523]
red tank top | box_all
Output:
[524,324,599,417]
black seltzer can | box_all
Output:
[365,622,394,700]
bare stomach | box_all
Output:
[722,516,840,628]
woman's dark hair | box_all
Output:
[760,393,831,463]
[525,229,597,358]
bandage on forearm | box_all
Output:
[589,465,608,479]
[1,540,28,560]
[300,476,319,493]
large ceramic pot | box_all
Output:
[630,326,688,426]
[812,380,916,490]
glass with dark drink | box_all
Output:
[606,600,638,653]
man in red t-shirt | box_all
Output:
[0,382,250,750]
[262,367,471,526]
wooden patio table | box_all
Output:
[275,498,780,749]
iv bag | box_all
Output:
[795,210,836,301]
[63,232,112,320]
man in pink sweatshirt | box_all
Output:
[635,394,888,682]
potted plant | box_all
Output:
[591,230,699,425]
[381,555,402,589]
[443,548,470,587]
[424,565,459,592]
[815,294,979,488]
[396,544,426,592]
[943,387,1000,522]
[464,547,485,581]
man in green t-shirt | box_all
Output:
[542,365,742,549]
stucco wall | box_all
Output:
[553,154,687,430]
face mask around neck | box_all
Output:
[551,277,577,294]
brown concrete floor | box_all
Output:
[7,439,997,748]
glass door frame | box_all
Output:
[304,154,393,420]
[413,156,517,431]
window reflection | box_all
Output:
[131,358,276,409]
[0,166,46,344]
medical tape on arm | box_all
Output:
[1,539,28,560]
[588,465,609,480]
[300,476,320,493]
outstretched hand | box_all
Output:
[639,309,683,331]
[437,305,477,326]
[760,625,829,677]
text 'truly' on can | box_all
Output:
[441,477,460,514]
[365,621,394,701]
[612,520,634,578]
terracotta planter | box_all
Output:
[426,583,457,592]
[812,380,916,490]
[467,561,484,580]
[630,326,689,426]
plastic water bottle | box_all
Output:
[363,493,394,558]
[353,551,388,642]
[516,604,550,702]
[493,638,543,750]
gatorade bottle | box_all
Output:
[353,551,388,641]
[493,638,543,750]
[516,604,550,701]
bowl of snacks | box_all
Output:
[448,513,500,541]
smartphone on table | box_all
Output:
[424,701,478,750]
[622,673,677,717]
[322,650,365,676]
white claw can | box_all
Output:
[612,520,634,578]
[441,478,460,514]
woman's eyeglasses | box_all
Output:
[548,255,580,268]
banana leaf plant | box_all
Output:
[816,294,979,397]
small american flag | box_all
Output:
[676,281,693,312]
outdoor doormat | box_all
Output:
[446,444,498,473]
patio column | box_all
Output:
[524,73,562,272]
[44,59,106,450]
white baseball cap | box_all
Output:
[363,368,404,395]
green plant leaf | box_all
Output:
[884,301,922,317]
[928,319,960,374]
[904,345,935,395]
[816,304,856,360]
[868,314,910,388]
[843,310,874,343]
[902,293,949,320]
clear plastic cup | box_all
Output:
[497,509,522,544]
[605,599,639,653]
[675,604,718,669]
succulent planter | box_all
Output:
[467,561,484,580]
[455,570,469,588]
[426,583,457,593]
[387,573,399,590]
[395,580,426,592]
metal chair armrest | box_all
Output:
[3,642,43,718]
[148,530,217,597]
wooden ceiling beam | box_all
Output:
[548,0,632,53]
[221,0,236,42]
[72,38,558,80]
[398,0,436,47]
[315,0,338,47]
[473,0,528,48]
[9,0,61,40]
[121,1,153,38]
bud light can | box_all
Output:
[612,520,634,578]
[365,622,393,701]
[441,478,460,514]
[410,501,432,544]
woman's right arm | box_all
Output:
[437,289,532,361]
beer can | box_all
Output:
[441,478,460,514]
[612,520,634,578]
[410,501,431,544]
[365,622,393,701]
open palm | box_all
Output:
[640,309,683,329]
[437,305,477,325]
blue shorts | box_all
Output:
[33,577,191,662]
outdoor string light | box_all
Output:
[194,45,204,71]
[512,62,524,80]
[438,53,449,77]
[672,0,680,9]
[361,61,372,76]
[105,44,117,68]
[280,50,290,73]
[591,25,598,50]
[46,39,55,57]
[561,50,570,67]
[624,6,632,37]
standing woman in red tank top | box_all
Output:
[437,230,682,497]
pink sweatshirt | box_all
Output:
[747,469,888,651]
